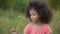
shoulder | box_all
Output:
[44,24,51,30]
[43,24,52,34]
[24,22,32,34]
[24,22,32,29]
[26,22,32,27]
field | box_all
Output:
[0,9,60,34]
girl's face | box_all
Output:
[29,8,40,23]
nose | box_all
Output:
[31,15,34,20]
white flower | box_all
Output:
[17,16,21,18]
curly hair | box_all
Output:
[26,2,52,23]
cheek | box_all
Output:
[31,16,38,20]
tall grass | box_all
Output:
[0,9,60,34]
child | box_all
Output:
[24,2,52,34]
[11,1,52,34]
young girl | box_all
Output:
[24,2,52,34]
[11,1,52,34]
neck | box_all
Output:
[32,20,44,28]
[33,20,43,25]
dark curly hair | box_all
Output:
[26,2,52,23]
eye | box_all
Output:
[32,14,35,16]
[30,14,35,16]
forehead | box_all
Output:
[29,8,38,14]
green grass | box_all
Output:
[0,9,60,34]
[50,10,60,34]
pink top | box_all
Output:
[24,22,52,34]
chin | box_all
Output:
[32,20,37,23]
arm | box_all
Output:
[11,23,31,34]
[23,23,32,34]
[45,25,52,34]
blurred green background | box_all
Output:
[0,0,60,34]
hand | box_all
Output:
[11,27,18,34]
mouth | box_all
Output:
[31,20,37,23]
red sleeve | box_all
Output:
[45,25,52,34]
[24,23,32,34]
